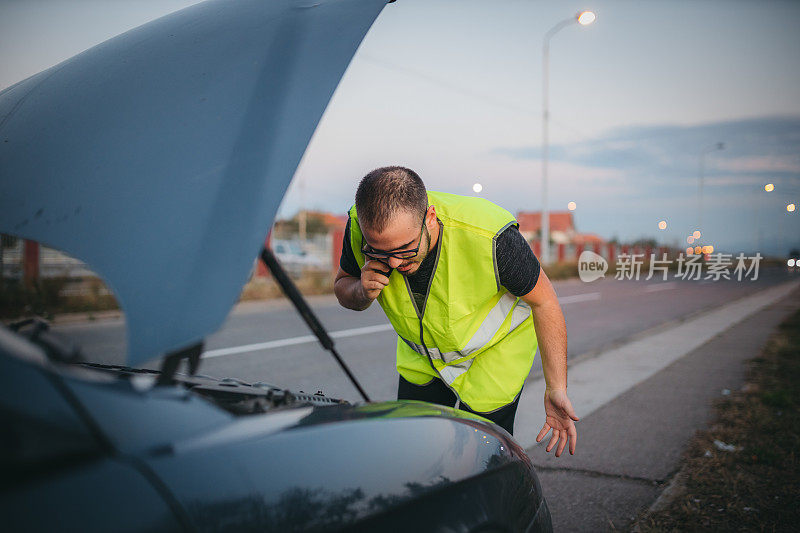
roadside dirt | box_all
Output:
[633,309,800,532]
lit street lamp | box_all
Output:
[540,10,596,264]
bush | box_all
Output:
[0,276,119,320]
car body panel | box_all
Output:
[0,0,387,366]
[3,458,186,532]
[151,415,542,532]
[1,336,547,531]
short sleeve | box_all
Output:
[495,224,540,297]
[339,218,362,277]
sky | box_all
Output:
[2,0,799,255]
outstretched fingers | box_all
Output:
[536,423,551,443]
[568,424,578,455]
[556,432,568,457]
[546,429,559,452]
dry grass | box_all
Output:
[1,270,335,321]
[543,261,579,280]
[0,277,119,319]
[633,310,800,532]
[239,271,334,301]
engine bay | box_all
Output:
[78,361,347,415]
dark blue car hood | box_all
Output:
[0,0,386,366]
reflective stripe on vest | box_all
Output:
[398,292,531,385]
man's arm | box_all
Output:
[335,217,386,311]
[334,268,372,311]
[521,269,568,390]
[520,269,579,457]
[334,261,392,311]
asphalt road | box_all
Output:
[54,267,796,404]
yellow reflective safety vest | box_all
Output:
[348,191,538,413]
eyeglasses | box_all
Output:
[362,216,427,261]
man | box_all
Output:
[334,166,578,457]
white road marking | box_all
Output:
[202,323,394,359]
[644,282,677,293]
[559,292,601,304]
[205,293,600,359]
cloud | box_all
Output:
[491,116,800,253]
[494,115,800,189]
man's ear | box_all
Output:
[426,205,436,225]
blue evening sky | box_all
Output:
[2,0,798,254]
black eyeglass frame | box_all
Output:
[361,212,429,261]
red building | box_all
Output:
[516,210,605,260]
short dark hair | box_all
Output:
[355,166,428,233]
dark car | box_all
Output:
[0,1,552,531]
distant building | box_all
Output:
[273,210,348,237]
[265,210,348,276]
[572,233,606,247]
[516,211,604,247]
[517,211,574,245]
[313,211,349,230]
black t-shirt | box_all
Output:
[339,218,540,306]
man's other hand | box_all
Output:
[360,260,392,301]
[536,388,579,457]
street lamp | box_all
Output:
[577,11,596,25]
[540,10,596,264]
[696,142,724,246]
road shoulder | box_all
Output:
[525,285,800,531]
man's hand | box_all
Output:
[536,388,579,457]
[360,260,392,301]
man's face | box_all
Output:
[361,207,433,276]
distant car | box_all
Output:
[0,1,552,531]
[272,239,329,276]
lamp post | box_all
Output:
[540,10,595,264]
[696,142,724,246]
[755,184,798,254]
[754,182,774,253]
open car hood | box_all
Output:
[0,0,386,366]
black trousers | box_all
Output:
[397,375,520,435]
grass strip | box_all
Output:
[634,309,800,532]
